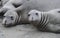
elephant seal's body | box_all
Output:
[28,9,60,33]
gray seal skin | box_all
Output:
[28,9,60,33]
[1,0,60,14]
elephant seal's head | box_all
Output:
[2,10,21,27]
[28,9,42,24]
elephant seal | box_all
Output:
[28,9,60,33]
[2,0,60,27]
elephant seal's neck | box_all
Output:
[37,12,49,31]
[15,12,21,25]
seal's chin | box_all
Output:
[2,23,16,27]
[30,21,39,25]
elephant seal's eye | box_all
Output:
[35,13,38,15]
[11,16,14,20]
[28,14,30,16]
[58,11,60,13]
